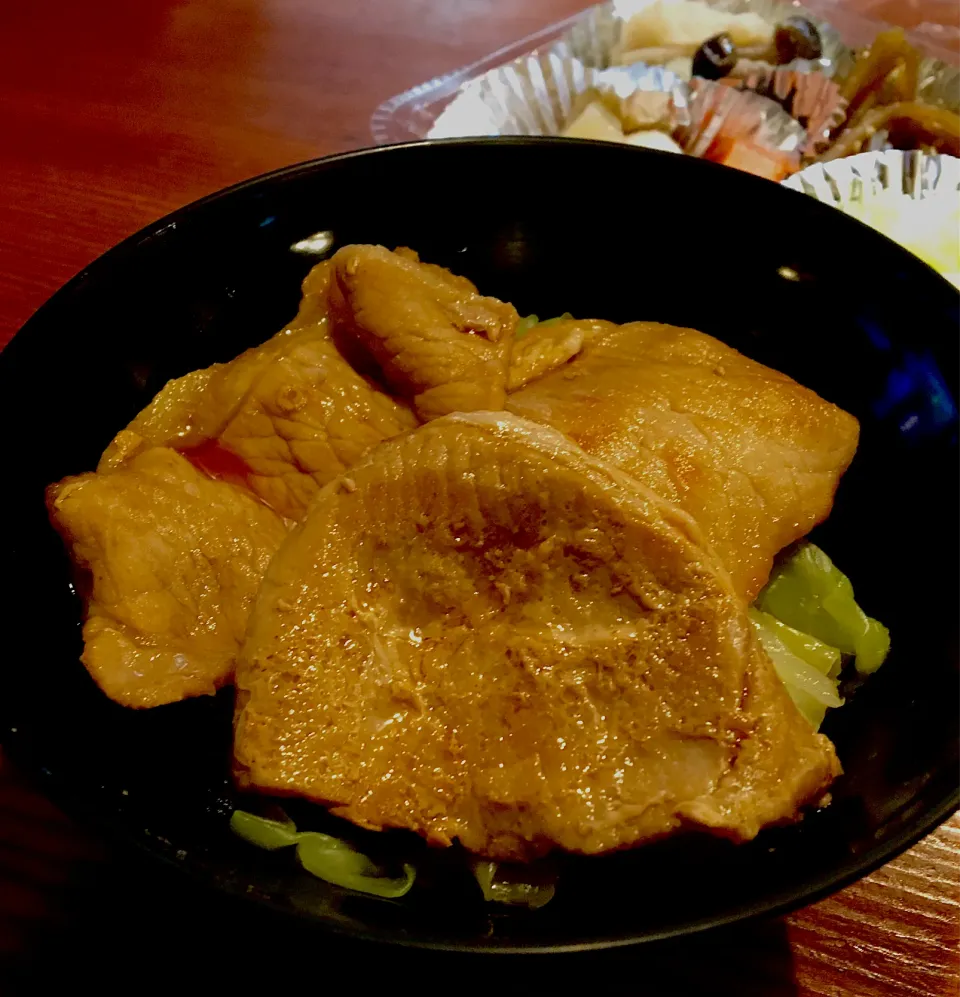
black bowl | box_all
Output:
[0,138,956,953]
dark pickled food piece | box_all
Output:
[821,101,960,161]
[774,17,822,64]
[839,28,919,124]
[693,33,737,80]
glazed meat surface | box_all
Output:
[100,261,417,521]
[507,322,859,600]
[234,413,839,860]
[328,245,518,420]
[49,245,856,857]
[48,444,288,708]
[49,258,418,707]
[507,319,616,390]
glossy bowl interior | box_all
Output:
[0,138,957,952]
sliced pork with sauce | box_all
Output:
[328,245,518,420]
[507,319,616,391]
[234,413,839,860]
[508,321,859,600]
[48,246,856,856]
[48,258,416,706]
[99,261,416,521]
[47,444,288,708]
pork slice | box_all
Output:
[48,446,288,708]
[97,258,416,521]
[507,322,859,600]
[328,245,517,420]
[234,412,838,860]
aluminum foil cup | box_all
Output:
[723,67,847,154]
[564,0,855,79]
[681,78,807,157]
[427,50,805,175]
[428,50,688,139]
[419,1,957,161]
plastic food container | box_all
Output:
[369,0,958,145]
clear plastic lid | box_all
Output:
[370,9,591,144]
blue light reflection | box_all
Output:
[873,350,957,443]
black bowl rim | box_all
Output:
[4,136,958,954]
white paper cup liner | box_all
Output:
[782,151,960,284]
[782,149,959,200]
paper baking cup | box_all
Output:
[782,149,959,201]
[781,151,960,284]
[564,0,855,79]
[428,50,689,139]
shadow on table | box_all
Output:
[3,841,799,996]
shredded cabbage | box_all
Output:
[515,314,539,337]
[750,542,891,729]
[749,609,842,729]
[296,832,415,898]
[750,609,842,678]
[756,543,890,675]
[515,312,574,338]
[535,312,574,328]
[230,810,414,898]
[230,809,299,850]
[472,860,557,909]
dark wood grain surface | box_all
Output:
[0,1,957,993]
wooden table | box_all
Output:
[0,1,957,992]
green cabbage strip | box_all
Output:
[296,832,415,898]
[751,542,891,729]
[230,811,414,898]
[472,860,557,909]
[515,314,539,338]
[750,610,842,678]
[230,809,300,850]
[535,311,573,328]
[756,543,890,675]
[515,312,574,339]
[749,609,842,729]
